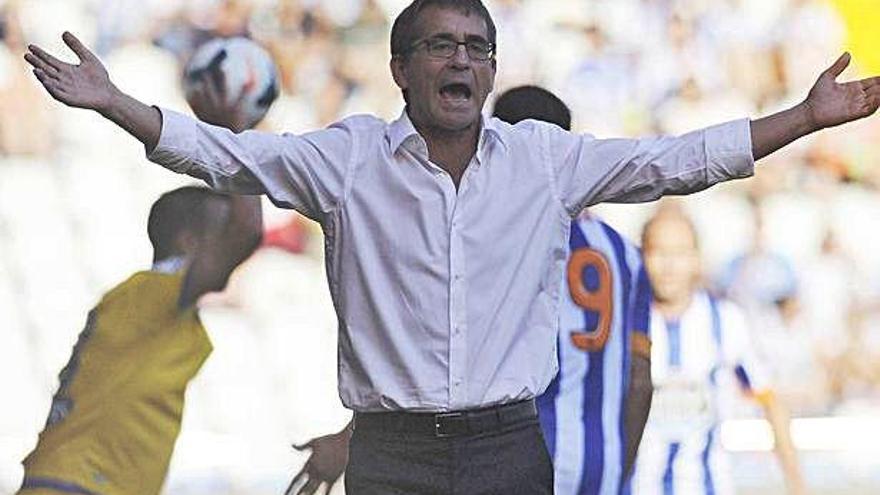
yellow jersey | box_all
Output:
[21,270,212,495]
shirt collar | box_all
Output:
[480,115,507,153]
[387,109,509,156]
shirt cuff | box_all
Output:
[704,118,755,185]
[146,107,199,174]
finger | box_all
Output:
[865,95,880,115]
[324,477,339,495]
[33,68,59,86]
[210,65,228,101]
[201,75,224,109]
[860,76,880,92]
[33,71,68,101]
[298,477,321,495]
[824,52,851,80]
[62,31,97,64]
[27,44,67,72]
[24,53,61,78]
[291,466,308,486]
[285,468,308,495]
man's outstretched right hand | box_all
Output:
[24,31,162,151]
[24,31,118,113]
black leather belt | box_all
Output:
[353,399,537,438]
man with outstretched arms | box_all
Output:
[24,0,877,490]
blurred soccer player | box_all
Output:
[17,185,262,495]
[633,208,804,495]
[17,53,267,495]
[494,86,654,495]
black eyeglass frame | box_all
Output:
[399,36,496,62]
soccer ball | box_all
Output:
[183,37,279,130]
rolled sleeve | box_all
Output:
[145,107,356,222]
[703,118,755,185]
[148,107,201,174]
[549,118,756,215]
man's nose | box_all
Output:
[449,44,471,68]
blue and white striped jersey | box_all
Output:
[537,215,652,495]
[633,291,768,495]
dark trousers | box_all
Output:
[345,416,553,494]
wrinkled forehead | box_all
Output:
[412,5,490,42]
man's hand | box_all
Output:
[23,32,162,151]
[187,68,251,133]
[804,52,880,130]
[24,32,118,113]
[751,53,880,160]
[286,424,352,495]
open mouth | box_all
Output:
[439,83,473,102]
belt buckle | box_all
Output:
[435,411,465,438]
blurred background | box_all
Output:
[1,0,879,493]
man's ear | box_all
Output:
[390,55,409,91]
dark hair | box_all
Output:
[492,85,572,131]
[147,186,227,262]
[390,0,497,58]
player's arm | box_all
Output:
[726,301,806,495]
[287,420,353,495]
[623,264,653,478]
[757,391,807,495]
[24,32,162,152]
[750,53,879,160]
[178,194,263,309]
[623,340,652,479]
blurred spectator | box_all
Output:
[750,290,830,414]
[716,202,799,315]
[801,231,858,363]
[635,205,805,495]
[0,5,53,157]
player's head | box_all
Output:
[641,209,701,304]
[147,186,229,263]
[492,85,572,131]
[390,0,497,134]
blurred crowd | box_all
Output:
[2,0,880,492]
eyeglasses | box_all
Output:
[405,36,495,62]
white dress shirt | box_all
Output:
[148,109,753,412]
